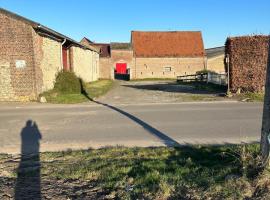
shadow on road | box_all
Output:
[80,80,179,146]
[15,120,42,200]
[94,100,180,146]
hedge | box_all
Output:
[225,35,270,92]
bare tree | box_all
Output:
[261,38,270,165]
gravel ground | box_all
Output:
[97,80,227,104]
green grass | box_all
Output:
[83,79,115,99]
[177,81,227,93]
[236,92,265,102]
[180,94,219,101]
[41,80,114,104]
[130,78,176,81]
[1,144,266,199]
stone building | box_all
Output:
[206,46,225,73]
[82,31,206,80]
[0,8,99,101]
[81,37,111,79]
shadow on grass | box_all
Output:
[122,81,226,95]
[15,120,42,200]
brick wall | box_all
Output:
[99,58,112,79]
[207,55,225,73]
[111,50,133,75]
[70,46,99,82]
[0,11,37,101]
[133,57,205,79]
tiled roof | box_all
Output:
[80,38,111,57]
[131,31,205,57]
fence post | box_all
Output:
[260,40,270,166]
[226,54,232,96]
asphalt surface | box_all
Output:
[0,101,263,154]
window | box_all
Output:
[164,66,172,72]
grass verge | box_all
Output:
[130,78,176,81]
[2,144,270,199]
[177,81,227,93]
[41,79,114,104]
[235,92,265,102]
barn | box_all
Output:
[206,46,225,73]
[83,31,206,80]
[0,8,99,101]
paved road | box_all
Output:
[0,101,263,154]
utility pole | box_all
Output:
[226,54,232,97]
[261,41,270,166]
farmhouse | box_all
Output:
[81,31,206,80]
[0,8,99,101]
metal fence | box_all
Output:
[177,72,227,86]
[207,72,227,85]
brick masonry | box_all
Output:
[0,10,100,101]
[133,57,205,79]
[100,48,206,80]
[99,57,112,79]
[0,12,37,101]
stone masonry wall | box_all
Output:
[34,34,62,92]
[70,46,99,82]
[133,57,205,79]
[0,61,16,100]
[207,55,225,73]
[0,11,37,101]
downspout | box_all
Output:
[60,39,66,70]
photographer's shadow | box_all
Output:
[15,120,42,200]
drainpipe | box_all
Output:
[60,39,66,70]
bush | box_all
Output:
[54,71,82,94]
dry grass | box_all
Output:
[2,144,270,199]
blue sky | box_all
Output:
[1,0,269,48]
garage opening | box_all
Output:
[114,63,130,80]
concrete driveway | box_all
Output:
[97,80,227,104]
[0,101,263,154]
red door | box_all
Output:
[62,47,68,71]
[116,63,127,74]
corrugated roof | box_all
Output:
[131,31,205,57]
[0,8,99,52]
[206,46,225,58]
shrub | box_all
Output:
[54,71,82,94]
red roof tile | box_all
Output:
[131,31,205,57]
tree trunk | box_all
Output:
[260,39,270,165]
